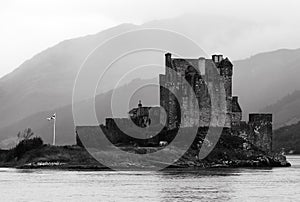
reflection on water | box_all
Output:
[0,156,299,202]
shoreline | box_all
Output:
[0,135,292,171]
[8,154,291,171]
[8,163,291,171]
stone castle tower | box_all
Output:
[159,53,242,129]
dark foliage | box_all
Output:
[13,137,44,160]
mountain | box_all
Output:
[233,48,300,122]
[1,14,300,147]
[261,90,300,129]
[0,23,139,129]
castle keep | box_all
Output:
[159,53,240,129]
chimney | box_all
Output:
[165,53,172,68]
[212,54,219,63]
[218,55,223,62]
[198,57,206,75]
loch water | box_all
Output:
[0,155,299,201]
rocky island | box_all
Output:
[0,129,290,170]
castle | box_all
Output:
[79,53,273,152]
[159,53,239,129]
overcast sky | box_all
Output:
[0,0,299,78]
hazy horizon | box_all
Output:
[1,0,300,78]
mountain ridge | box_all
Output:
[1,15,300,147]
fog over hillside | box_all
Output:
[1,14,300,147]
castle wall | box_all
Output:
[248,114,273,152]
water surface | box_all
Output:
[0,156,299,201]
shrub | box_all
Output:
[14,137,44,159]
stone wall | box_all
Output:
[248,113,273,152]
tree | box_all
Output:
[17,128,35,142]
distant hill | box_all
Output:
[0,23,138,129]
[273,121,300,154]
[233,48,300,122]
[261,90,300,129]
